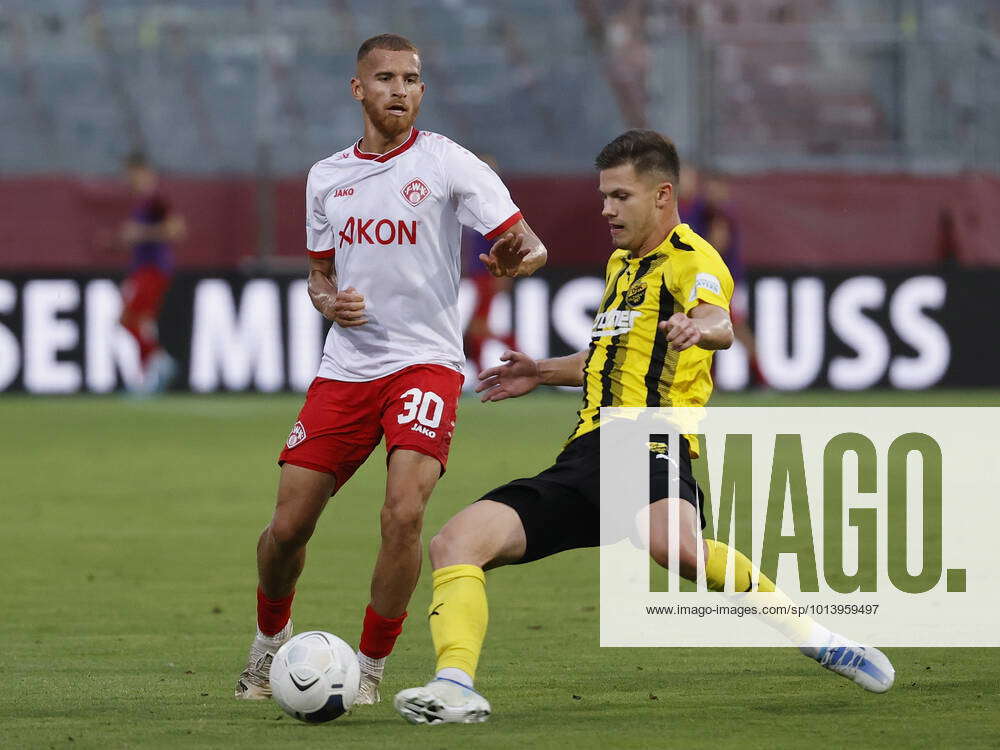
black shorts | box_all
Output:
[479,429,705,564]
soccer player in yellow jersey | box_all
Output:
[394,130,894,725]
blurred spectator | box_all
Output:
[577,0,651,127]
[680,164,767,388]
[117,152,185,393]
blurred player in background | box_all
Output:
[395,130,894,725]
[462,154,516,373]
[680,164,767,388]
[118,152,183,393]
[235,34,547,706]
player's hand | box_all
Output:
[512,244,547,277]
[480,232,530,278]
[475,350,542,402]
[331,287,368,327]
[659,313,702,351]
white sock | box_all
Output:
[256,620,292,643]
[798,623,840,659]
[357,652,386,679]
[436,667,474,688]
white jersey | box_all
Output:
[305,128,521,382]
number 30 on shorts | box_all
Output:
[396,388,444,429]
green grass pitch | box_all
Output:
[2,390,998,748]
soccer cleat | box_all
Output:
[234,620,293,700]
[354,653,385,705]
[803,638,895,693]
[127,351,178,396]
[148,351,178,393]
[394,678,491,725]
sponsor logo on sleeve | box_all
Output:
[688,273,722,302]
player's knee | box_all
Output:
[427,531,447,566]
[380,501,425,542]
[428,528,462,567]
[268,515,315,550]
[428,525,486,568]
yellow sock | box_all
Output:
[429,564,488,680]
[704,539,819,645]
[704,539,774,593]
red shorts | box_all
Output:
[278,364,464,488]
[121,266,171,319]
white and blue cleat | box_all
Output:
[394,678,491,725]
[804,639,895,693]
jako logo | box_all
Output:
[338,217,418,247]
[401,178,430,207]
[333,187,355,198]
[410,423,436,438]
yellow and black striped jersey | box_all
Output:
[567,223,734,453]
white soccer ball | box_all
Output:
[270,631,360,723]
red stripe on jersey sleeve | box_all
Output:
[484,211,524,241]
[309,248,335,258]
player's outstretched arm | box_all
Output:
[307,255,368,327]
[658,302,733,351]
[479,219,547,278]
[476,349,587,402]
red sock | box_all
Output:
[358,604,407,659]
[122,319,159,366]
[257,587,294,636]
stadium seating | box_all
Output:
[2,0,998,175]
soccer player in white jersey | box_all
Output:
[235,33,547,705]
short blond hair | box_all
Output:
[357,34,419,63]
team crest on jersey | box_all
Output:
[625,281,647,307]
[286,421,307,449]
[401,178,430,206]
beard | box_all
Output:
[362,98,417,140]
